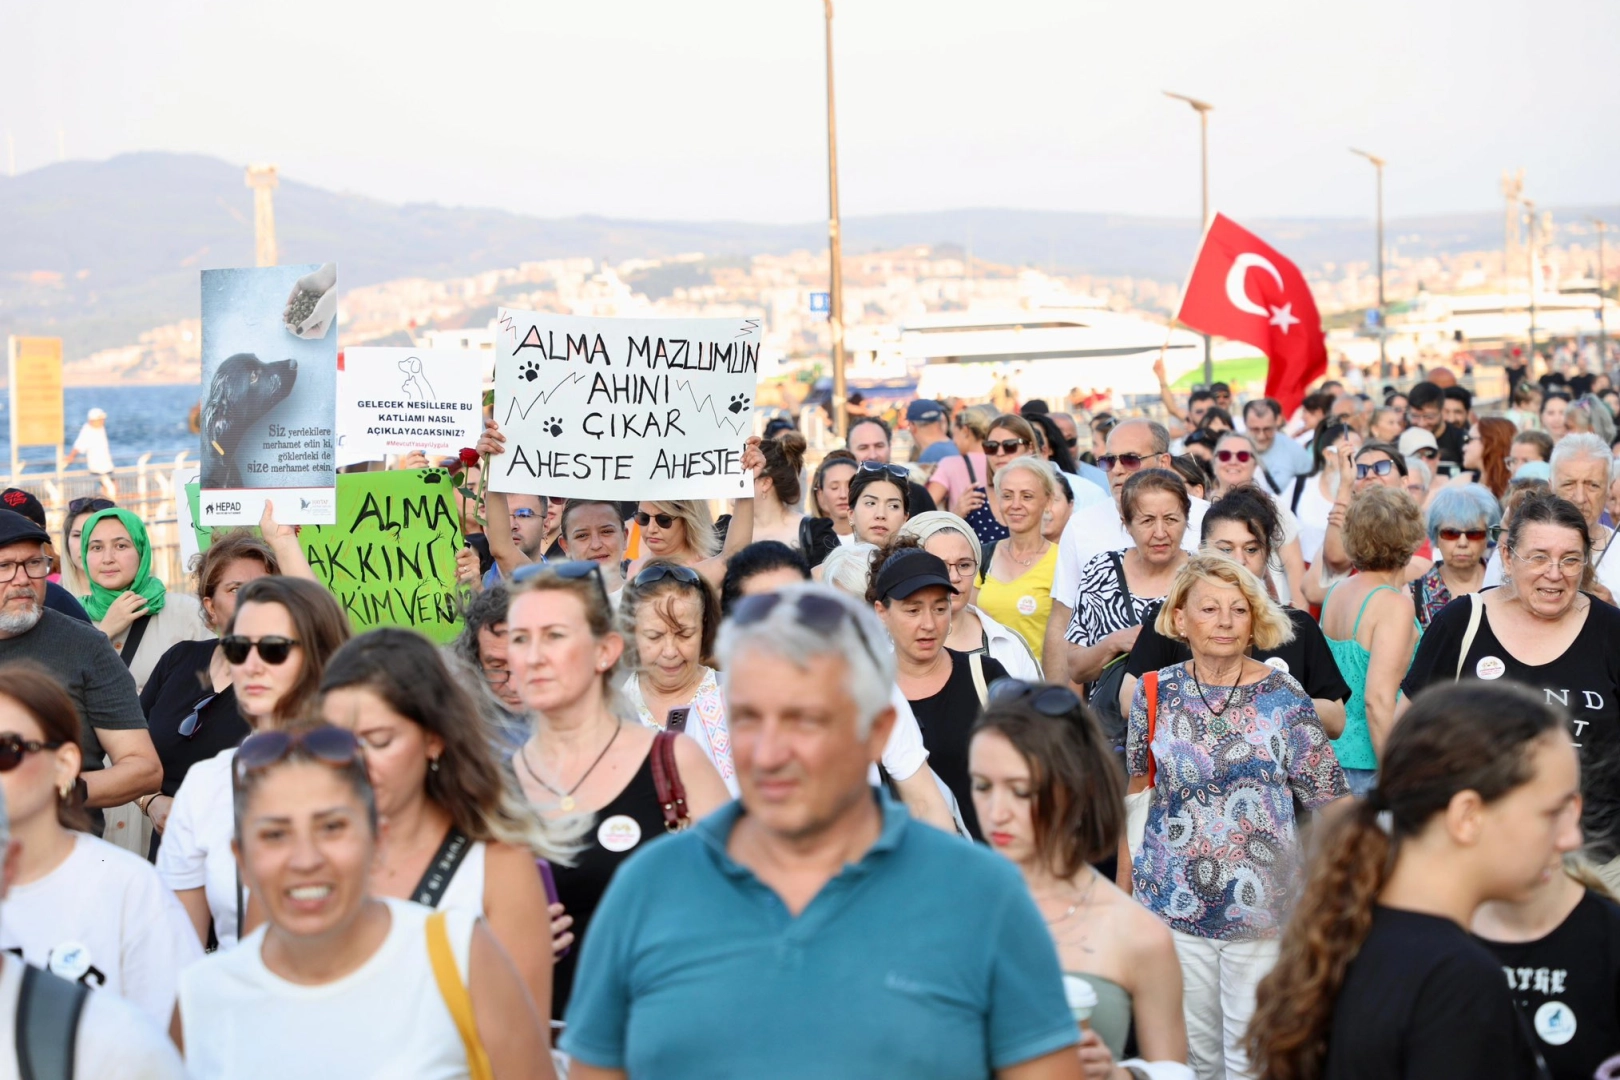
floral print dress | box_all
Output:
[1126,664,1348,940]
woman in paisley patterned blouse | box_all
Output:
[1123,553,1349,1080]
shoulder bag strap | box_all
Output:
[968,652,989,707]
[1109,549,1130,598]
[979,539,998,585]
[650,730,690,832]
[1143,671,1159,789]
[425,911,494,1080]
[1455,592,1485,681]
[117,614,152,670]
[410,827,474,909]
[17,964,88,1080]
[1290,474,1307,513]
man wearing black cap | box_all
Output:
[904,400,957,466]
[0,513,161,817]
[0,489,90,623]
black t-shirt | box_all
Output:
[1404,594,1620,858]
[907,650,1006,840]
[1325,906,1543,1079]
[1478,890,1620,1080]
[1569,374,1597,399]
[1125,604,1351,704]
[139,639,249,798]
[1436,422,1467,467]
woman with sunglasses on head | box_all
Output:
[618,560,738,796]
[0,662,202,1025]
[971,682,1190,1079]
[846,461,913,547]
[319,629,579,1021]
[1247,683,1579,1080]
[900,512,1042,679]
[59,495,115,598]
[976,456,1060,656]
[506,563,728,1020]
[175,721,555,1079]
[157,576,351,947]
[1410,484,1501,629]
[1306,439,1432,598]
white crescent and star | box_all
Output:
[1224,252,1300,333]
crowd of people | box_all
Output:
[0,360,1619,1078]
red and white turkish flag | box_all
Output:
[1175,213,1326,416]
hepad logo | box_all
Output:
[204,501,243,515]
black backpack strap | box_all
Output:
[410,827,474,909]
[17,964,88,1080]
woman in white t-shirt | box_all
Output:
[320,628,581,1017]
[157,577,352,947]
[175,723,552,1079]
[0,662,201,1024]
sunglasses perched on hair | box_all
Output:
[731,590,880,667]
[234,725,363,780]
[1098,452,1150,472]
[1437,528,1488,543]
[0,733,63,772]
[982,439,1029,456]
[986,678,1084,719]
[67,497,115,516]
[634,511,675,529]
[857,462,910,481]
[511,558,612,604]
[1215,449,1253,464]
[1183,430,1215,448]
[632,563,702,588]
[220,635,300,665]
[1355,459,1395,479]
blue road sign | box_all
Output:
[810,292,831,313]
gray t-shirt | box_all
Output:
[0,608,147,771]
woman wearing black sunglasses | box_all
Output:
[0,662,202,1026]
[157,577,351,948]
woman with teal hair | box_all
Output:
[80,507,211,694]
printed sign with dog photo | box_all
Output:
[491,309,761,501]
[199,263,339,526]
[335,348,484,467]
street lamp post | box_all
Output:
[1165,91,1214,386]
[1525,198,1538,360]
[1596,219,1610,366]
[1350,149,1388,383]
[823,0,848,441]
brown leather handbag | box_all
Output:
[650,730,691,832]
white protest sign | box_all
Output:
[336,348,484,466]
[491,310,760,500]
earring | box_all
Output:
[429,758,440,773]
[58,780,72,800]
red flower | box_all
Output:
[458,447,480,467]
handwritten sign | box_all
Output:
[491,310,760,500]
[336,348,484,466]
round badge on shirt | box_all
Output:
[1264,657,1291,673]
[1016,595,1038,616]
[597,815,642,853]
[1476,656,1506,680]
[47,942,91,982]
[1533,1000,1576,1046]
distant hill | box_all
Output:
[1,152,1614,361]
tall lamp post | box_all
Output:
[1525,198,1539,359]
[1165,91,1214,386]
[1595,219,1609,366]
[823,0,848,440]
[1349,149,1387,383]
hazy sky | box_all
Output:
[4,0,1616,224]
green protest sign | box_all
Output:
[186,469,466,642]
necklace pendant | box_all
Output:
[559,795,575,812]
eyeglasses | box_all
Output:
[1511,550,1587,576]
[1355,460,1395,479]
[1437,528,1488,543]
[1413,448,1439,460]
[0,733,63,772]
[234,725,363,780]
[632,563,702,588]
[982,440,1029,456]
[731,590,880,668]
[512,559,612,606]
[178,693,218,739]
[986,677,1084,720]
[1098,453,1150,472]
[941,558,977,580]
[857,462,911,481]
[220,635,300,665]
[0,557,50,584]
[1215,449,1253,464]
[481,663,511,687]
[511,508,539,520]
[634,511,675,529]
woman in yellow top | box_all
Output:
[976,456,1059,654]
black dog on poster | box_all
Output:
[200,354,298,488]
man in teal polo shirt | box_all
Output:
[563,584,1081,1080]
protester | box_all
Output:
[1406,381,1466,466]
[1403,493,1620,893]
[846,461,913,549]
[901,511,1042,679]
[906,399,957,464]
[175,722,554,1078]
[1309,439,1428,591]
[454,585,530,734]
[1206,432,1306,604]
[504,562,729,1019]
[157,575,351,946]
[560,583,1083,1080]
[65,407,117,496]
[1543,392,1572,440]
[750,431,809,549]
[1288,422,1359,567]
[976,456,1059,655]
[1044,470,1075,544]
[926,404,993,512]
[1368,404,1404,443]
[0,492,89,622]
[1167,453,1212,501]
[1243,399,1310,493]
[1411,484,1499,628]
[1051,411,1110,491]
[1469,416,1517,498]
[1247,682,1580,1079]
[971,684,1191,1076]
[1319,487,1424,794]
[807,449,859,561]
[1126,554,1347,1080]
[1511,428,1555,472]
[0,512,162,815]
[870,544,1008,840]
[557,499,631,599]
[846,417,937,514]
[59,495,116,598]
[945,413,1035,546]
[1548,433,1620,599]
[719,540,809,616]
[618,561,737,796]
[320,629,574,1018]
[0,662,201,1024]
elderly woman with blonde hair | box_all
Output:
[1123,553,1348,1080]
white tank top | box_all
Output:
[178,898,478,1079]
[436,839,486,916]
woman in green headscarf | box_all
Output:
[80,507,211,694]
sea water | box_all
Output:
[0,384,202,473]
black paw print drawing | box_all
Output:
[520,360,542,382]
[420,467,448,485]
[542,417,564,437]
[727,393,751,415]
